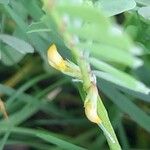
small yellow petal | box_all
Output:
[84,100,101,124]
[47,44,67,71]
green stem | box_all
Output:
[64,21,121,150]
[77,52,91,90]
[97,96,121,149]
[43,2,121,149]
[77,54,121,150]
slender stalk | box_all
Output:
[97,96,121,149]
[76,53,121,150]
[65,35,121,150]
[43,1,121,149]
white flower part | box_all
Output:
[91,72,97,85]
[133,59,143,68]
[72,78,83,83]
[110,26,123,36]
[130,46,143,56]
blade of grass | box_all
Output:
[0,127,86,150]
[118,119,130,149]
[0,84,72,118]
[98,79,150,132]
[6,73,49,107]
[91,57,150,94]
[36,131,86,150]
[0,85,59,126]
[6,140,52,150]
[0,34,34,54]
[0,131,10,150]
[36,77,68,98]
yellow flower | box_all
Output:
[47,44,81,79]
[84,85,101,124]
[47,44,67,71]
[84,86,115,143]
[84,100,101,124]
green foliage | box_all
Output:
[0,0,9,5]
[0,34,34,65]
[0,0,150,150]
[0,34,34,54]
[138,6,150,20]
[96,0,136,16]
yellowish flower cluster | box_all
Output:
[47,44,81,79]
[47,44,115,143]
[47,44,101,124]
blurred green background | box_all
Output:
[0,0,150,150]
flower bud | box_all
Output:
[47,44,67,71]
[47,44,81,79]
[84,85,101,124]
[84,100,101,124]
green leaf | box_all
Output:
[36,131,86,150]
[0,131,10,150]
[27,22,51,33]
[119,87,150,102]
[0,34,34,54]
[135,0,150,6]
[0,84,45,126]
[98,79,150,132]
[0,126,86,150]
[57,4,110,28]
[138,6,150,20]
[6,74,50,107]
[96,0,136,16]
[118,121,130,150]
[69,24,139,55]
[79,43,142,67]
[22,0,43,20]
[1,45,25,66]
[0,82,69,119]
[4,5,27,30]
[10,0,28,20]
[5,140,51,150]
[0,0,9,5]
[90,58,150,94]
